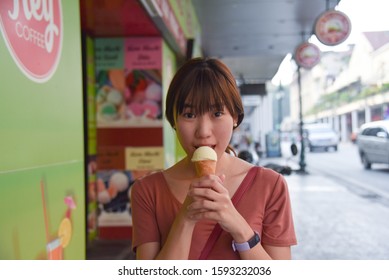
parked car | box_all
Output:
[303,123,339,152]
[356,120,389,169]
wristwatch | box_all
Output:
[232,231,260,252]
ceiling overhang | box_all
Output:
[193,0,341,84]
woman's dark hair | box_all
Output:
[165,57,244,155]
[238,150,254,163]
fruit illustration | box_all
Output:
[58,218,72,248]
[40,178,76,259]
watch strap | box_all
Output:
[232,231,260,252]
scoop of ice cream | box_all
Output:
[99,102,119,121]
[191,146,217,162]
[191,146,217,177]
[109,172,129,192]
[107,88,124,106]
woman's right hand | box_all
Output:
[185,173,245,234]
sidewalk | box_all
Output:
[87,239,135,260]
[281,167,389,260]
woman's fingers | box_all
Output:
[187,189,233,220]
[190,175,228,195]
[188,198,218,211]
[191,174,224,187]
[185,173,240,227]
[187,205,231,223]
[187,174,231,211]
[189,186,218,200]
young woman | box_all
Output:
[131,57,297,260]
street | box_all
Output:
[304,142,389,201]
[277,142,389,259]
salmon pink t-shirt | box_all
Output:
[131,166,297,259]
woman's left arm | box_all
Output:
[223,216,291,260]
[262,245,291,260]
[237,242,291,260]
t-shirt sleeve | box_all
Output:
[131,177,160,252]
[261,174,297,246]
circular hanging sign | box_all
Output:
[294,42,321,69]
[314,9,351,46]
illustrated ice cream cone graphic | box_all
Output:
[191,146,217,177]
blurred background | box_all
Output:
[1,0,389,260]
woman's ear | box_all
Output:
[233,117,239,129]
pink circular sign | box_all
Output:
[0,0,63,83]
[294,42,321,69]
[315,10,351,46]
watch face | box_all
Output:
[315,10,351,46]
[248,231,261,248]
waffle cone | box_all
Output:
[194,160,216,177]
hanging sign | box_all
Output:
[314,10,351,46]
[294,42,321,69]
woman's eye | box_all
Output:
[183,112,196,119]
[214,111,223,117]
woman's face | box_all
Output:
[175,104,236,160]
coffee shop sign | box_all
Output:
[0,0,63,83]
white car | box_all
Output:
[356,120,389,169]
[303,123,339,152]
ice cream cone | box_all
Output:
[191,146,217,177]
[194,160,217,177]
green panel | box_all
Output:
[0,162,85,259]
[169,0,202,58]
[162,42,177,167]
[0,2,84,172]
[86,36,98,242]
[169,0,200,38]
[0,0,85,259]
[87,36,97,155]
[161,42,186,164]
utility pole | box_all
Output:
[276,83,284,131]
[297,65,307,173]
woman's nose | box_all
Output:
[195,115,212,138]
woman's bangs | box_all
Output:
[184,73,226,115]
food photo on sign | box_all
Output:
[95,37,164,128]
[95,69,163,125]
[294,42,321,69]
[314,9,351,46]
